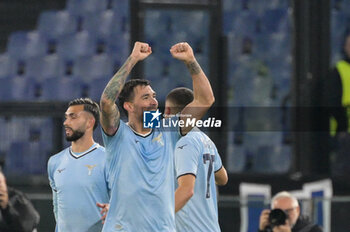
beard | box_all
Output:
[65,128,85,142]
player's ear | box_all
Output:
[164,106,171,116]
[123,102,133,113]
[87,115,95,130]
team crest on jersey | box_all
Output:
[152,132,164,146]
[85,164,97,176]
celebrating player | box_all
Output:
[165,87,228,232]
[99,41,214,231]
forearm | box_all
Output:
[175,187,193,213]
[186,60,215,106]
[101,56,138,106]
[100,56,138,133]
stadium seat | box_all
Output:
[227,141,247,173]
[303,179,333,231]
[73,54,114,82]
[106,32,130,63]
[233,11,259,37]
[251,141,291,173]
[223,11,238,34]
[111,0,129,18]
[37,10,78,40]
[0,54,16,78]
[86,77,109,102]
[11,76,35,100]
[41,76,82,101]
[82,10,116,39]
[0,75,36,101]
[0,77,12,100]
[222,0,245,13]
[66,0,108,17]
[248,0,289,13]
[239,183,271,232]
[6,141,31,174]
[261,8,289,33]
[26,54,63,81]
[56,31,97,61]
[144,10,172,41]
[171,11,209,38]
[7,31,47,60]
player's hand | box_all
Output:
[259,209,270,230]
[130,42,152,62]
[97,203,110,224]
[170,42,195,64]
[272,224,292,232]
[0,189,9,209]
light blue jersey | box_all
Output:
[48,143,110,232]
[102,119,181,232]
[175,127,222,232]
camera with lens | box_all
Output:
[268,209,288,227]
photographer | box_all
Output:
[258,191,322,232]
[0,168,40,232]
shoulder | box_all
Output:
[48,148,68,166]
[95,144,106,153]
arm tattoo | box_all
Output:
[186,61,201,76]
[103,56,134,102]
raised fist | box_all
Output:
[170,42,195,63]
[130,42,152,61]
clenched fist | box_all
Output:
[170,42,195,63]
[130,42,152,62]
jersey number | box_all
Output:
[203,153,215,198]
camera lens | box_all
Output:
[268,209,287,227]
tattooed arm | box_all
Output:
[100,42,152,135]
[170,42,215,135]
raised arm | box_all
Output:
[170,42,215,135]
[100,42,152,135]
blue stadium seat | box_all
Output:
[6,140,47,175]
[144,10,172,41]
[73,54,114,82]
[37,10,78,40]
[7,31,47,60]
[144,56,165,82]
[0,54,16,78]
[248,0,289,13]
[6,141,30,174]
[111,0,129,18]
[41,76,82,101]
[86,77,109,102]
[222,0,245,13]
[0,76,12,101]
[0,75,36,101]
[252,145,280,173]
[82,10,116,39]
[171,11,209,38]
[223,11,238,34]
[233,11,259,37]
[57,31,96,61]
[11,76,35,100]
[106,32,130,63]
[66,0,108,17]
[227,141,247,173]
[26,54,63,81]
[261,8,289,33]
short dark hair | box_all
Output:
[166,87,194,113]
[118,79,151,116]
[68,98,100,130]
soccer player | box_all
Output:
[47,98,110,232]
[99,41,214,231]
[165,87,228,232]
